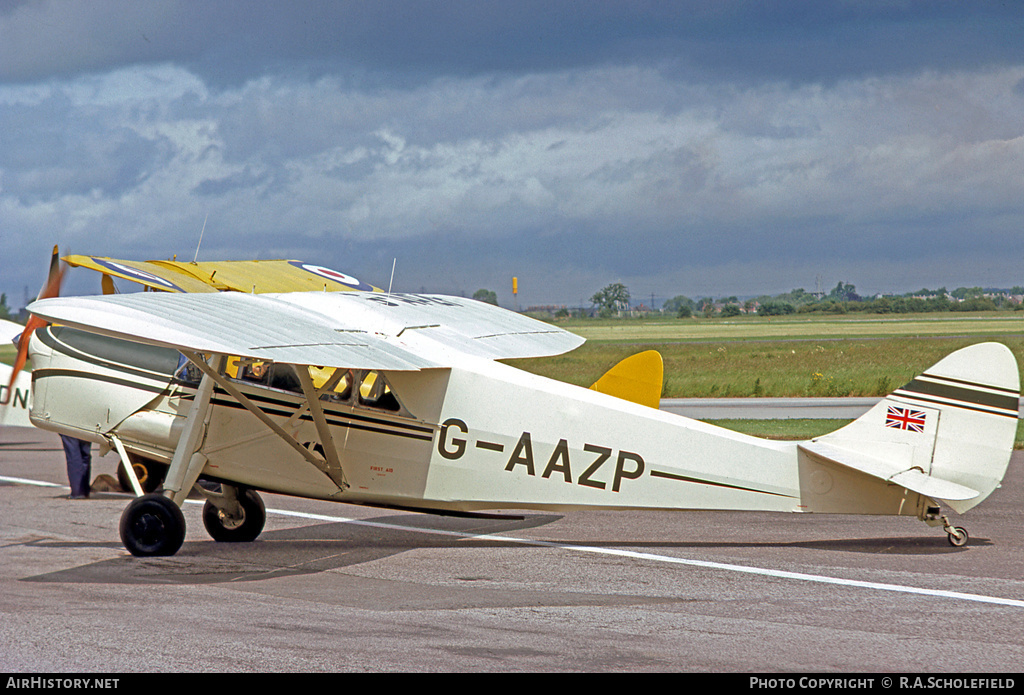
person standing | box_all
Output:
[61,435,92,499]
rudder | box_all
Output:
[805,342,1019,513]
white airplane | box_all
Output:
[14,284,1018,557]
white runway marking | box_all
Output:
[0,475,64,488]
[4,474,1022,609]
[263,505,1024,610]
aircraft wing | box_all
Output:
[0,319,24,344]
[63,255,382,294]
[27,290,584,370]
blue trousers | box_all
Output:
[61,435,92,498]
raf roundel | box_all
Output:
[287,261,374,291]
[91,258,185,292]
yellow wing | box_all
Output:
[63,256,382,294]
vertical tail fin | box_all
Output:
[589,350,664,409]
[802,342,1019,513]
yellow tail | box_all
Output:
[589,350,664,409]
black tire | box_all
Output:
[117,458,168,494]
[947,527,969,547]
[119,494,186,557]
[202,488,266,543]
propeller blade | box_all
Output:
[8,315,45,379]
[2,246,66,405]
[40,244,64,300]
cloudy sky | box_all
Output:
[1,1,1023,308]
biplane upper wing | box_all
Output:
[63,255,383,294]
[27,290,584,370]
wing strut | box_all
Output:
[183,352,349,493]
[164,356,219,505]
[296,367,348,485]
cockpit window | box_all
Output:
[223,360,408,415]
[357,371,401,412]
[269,364,302,393]
[313,367,406,414]
[45,326,181,376]
[234,360,303,394]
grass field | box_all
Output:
[509,312,1024,398]
[700,418,853,440]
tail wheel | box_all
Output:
[202,488,266,543]
[947,527,969,547]
[119,494,186,557]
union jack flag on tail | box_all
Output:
[885,405,927,433]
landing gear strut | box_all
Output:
[921,505,969,547]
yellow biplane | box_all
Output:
[64,255,382,295]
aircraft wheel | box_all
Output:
[947,526,969,547]
[202,489,266,543]
[117,458,168,494]
[119,493,186,557]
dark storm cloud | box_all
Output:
[0,94,158,200]
[2,1,1024,307]
[3,1,1022,85]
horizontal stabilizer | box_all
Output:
[799,440,980,501]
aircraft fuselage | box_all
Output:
[28,325,930,519]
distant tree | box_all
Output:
[776,288,817,306]
[591,283,630,316]
[720,304,741,317]
[828,282,860,302]
[951,287,984,300]
[472,289,498,305]
[0,294,10,321]
[951,296,997,312]
[663,295,696,317]
[758,300,795,316]
[695,297,716,318]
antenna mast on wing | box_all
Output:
[387,258,396,301]
[193,214,208,263]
